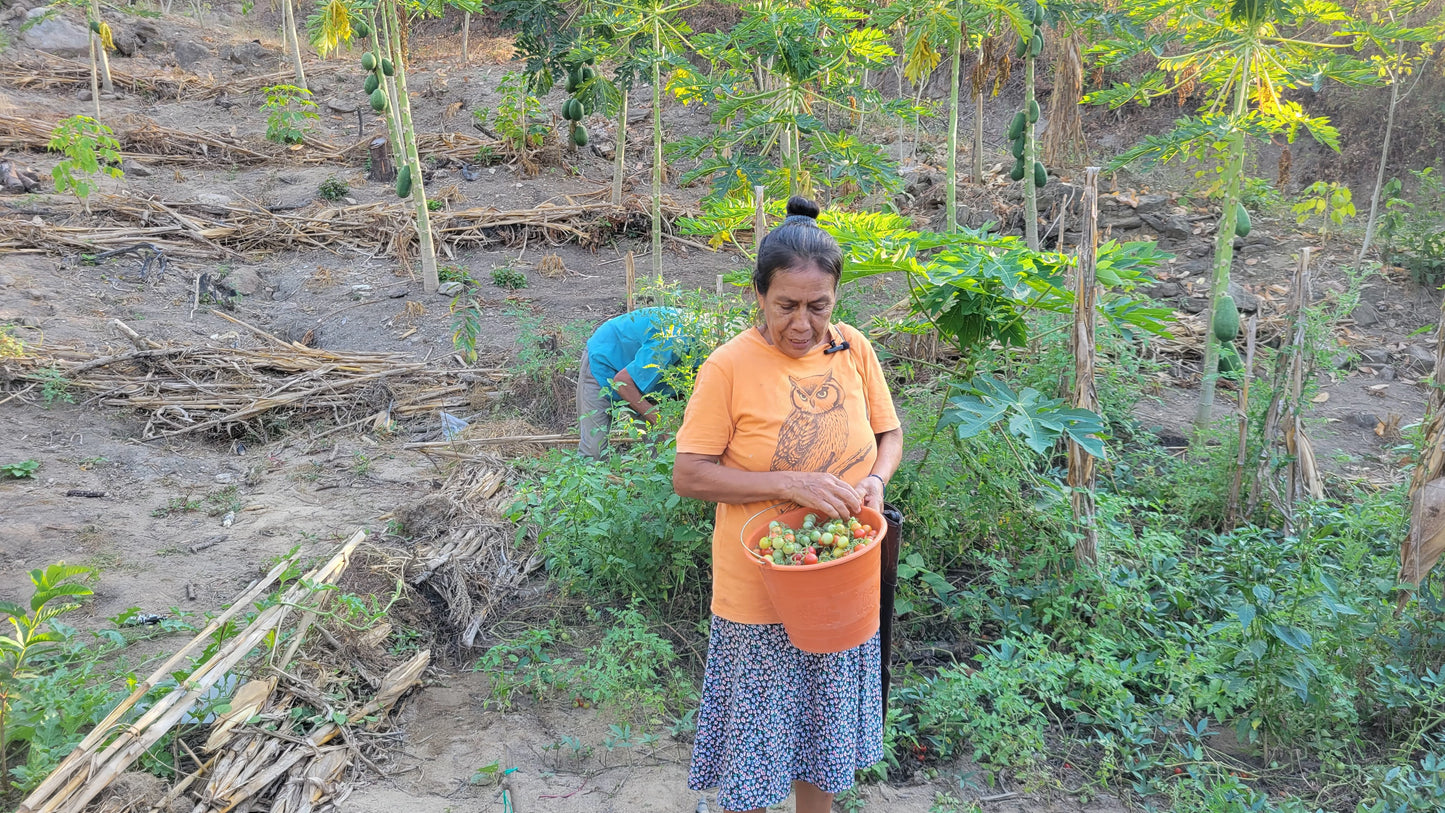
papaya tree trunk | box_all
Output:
[374,11,406,173]
[651,28,663,278]
[1197,48,1252,426]
[283,0,308,90]
[88,0,113,94]
[1023,48,1039,250]
[944,0,963,233]
[613,89,628,204]
[462,11,470,62]
[384,0,438,293]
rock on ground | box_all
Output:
[21,7,91,57]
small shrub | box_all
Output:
[1379,168,1445,286]
[490,267,527,290]
[317,176,349,201]
[426,198,443,211]
[46,116,124,213]
[1,459,40,479]
[260,84,318,145]
[36,367,73,406]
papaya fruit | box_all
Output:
[352,19,370,37]
[1034,161,1047,188]
[1213,294,1241,343]
[581,66,595,82]
[1010,137,1025,159]
[381,58,395,77]
[1235,203,1252,237]
[1010,160,1026,182]
[1027,98,1040,123]
[364,74,380,95]
[1008,111,1026,140]
[563,99,582,121]
[1016,36,1028,59]
[1031,4,1045,25]
[1030,30,1044,57]
[396,165,412,198]
[362,52,377,71]
[572,124,589,147]
[369,88,387,112]
[565,68,579,93]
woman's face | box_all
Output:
[756,263,837,358]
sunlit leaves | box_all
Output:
[942,377,1108,458]
[307,0,354,58]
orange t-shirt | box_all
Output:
[676,322,901,624]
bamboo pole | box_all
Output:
[754,184,767,252]
[1226,314,1259,528]
[19,532,365,813]
[15,559,291,810]
[1068,167,1100,566]
[625,250,636,311]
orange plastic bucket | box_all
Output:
[742,505,887,654]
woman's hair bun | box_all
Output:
[785,195,821,221]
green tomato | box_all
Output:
[820,532,834,546]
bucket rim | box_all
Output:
[741,505,887,572]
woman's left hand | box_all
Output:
[855,474,884,510]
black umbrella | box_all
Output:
[879,503,904,721]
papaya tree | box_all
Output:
[871,0,963,229]
[1012,0,1046,250]
[1346,4,1441,269]
[85,0,114,102]
[345,0,440,292]
[283,0,309,89]
[592,0,696,277]
[1092,0,1368,424]
[670,1,902,205]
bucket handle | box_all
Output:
[739,501,798,565]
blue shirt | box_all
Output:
[586,307,688,401]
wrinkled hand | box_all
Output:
[855,474,884,510]
[785,472,862,519]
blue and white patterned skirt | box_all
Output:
[686,616,884,811]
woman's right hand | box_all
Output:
[784,471,863,519]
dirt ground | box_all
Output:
[0,4,1436,811]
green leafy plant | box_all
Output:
[36,367,74,406]
[1291,180,1356,239]
[450,293,483,364]
[260,84,318,145]
[490,267,527,290]
[46,115,123,213]
[1,564,96,780]
[475,71,547,156]
[942,376,1107,458]
[1,460,40,479]
[1378,168,1445,286]
[317,175,349,201]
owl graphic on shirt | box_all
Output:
[770,369,868,474]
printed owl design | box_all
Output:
[770,369,851,472]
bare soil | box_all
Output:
[0,4,1436,811]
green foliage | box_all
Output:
[36,367,73,406]
[46,116,123,211]
[450,292,483,364]
[1379,168,1445,286]
[0,460,39,479]
[260,84,318,145]
[942,376,1107,458]
[317,175,349,201]
[474,604,693,721]
[490,267,527,290]
[510,439,713,614]
[1291,180,1356,238]
[474,71,546,154]
[1,564,96,783]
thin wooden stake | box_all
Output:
[753,185,767,252]
[716,274,725,299]
[1068,167,1101,567]
[624,250,635,312]
[1248,248,1314,527]
[1226,314,1259,528]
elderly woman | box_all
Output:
[673,197,903,813]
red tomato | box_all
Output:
[802,551,819,565]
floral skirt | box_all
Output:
[687,616,884,811]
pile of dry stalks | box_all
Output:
[0,115,504,169]
[0,191,677,261]
[17,531,430,813]
[0,55,287,100]
[0,312,508,440]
